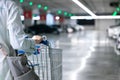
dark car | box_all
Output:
[24,24,60,35]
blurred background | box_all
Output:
[14,0,120,80]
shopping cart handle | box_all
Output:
[29,64,39,67]
[33,50,40,55]
[40,40,49,46]
[17,50,25,55]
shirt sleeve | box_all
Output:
[6,1,35,52]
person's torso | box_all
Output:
[0,0,11,53]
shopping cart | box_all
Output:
[26,36,62,80]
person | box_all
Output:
[0,0,43,80]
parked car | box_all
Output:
[106,25,120,39]
[63,24,84,33]
[74,25,84,31]
[114,37,120,55]
[24,24,60,35]
[52,24,63,33]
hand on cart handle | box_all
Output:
[40,35,50,46]
[33,35,49,55]
[32,35,43,44]
[40,40,49,46]
[32,35,49,46]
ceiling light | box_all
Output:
[97,15,120,19]
[19,0,24,3]
[71,16,94,19]
[57,10,62,14]
[55,16,60,20]
[44,6,48,10]
[20,15,24,21]
[116,7,120,11]
[69,13,72,17]
[72,0,96,17]
[71,15,120,19]
[64,12,68,16]
[38,4,42,9]
[112,11,117,16]
[32,16,40,20]
[29,2,33,6]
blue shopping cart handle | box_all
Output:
[17,50,25,55]
[40,40,49,46]
[33,51,39,55]
[29,64,39,67]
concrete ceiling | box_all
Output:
[15,0,118,16]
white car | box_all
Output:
[114,37,120,55]
[107,25,120,39]
[74,25,84,31]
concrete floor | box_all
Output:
[46,30,120,80]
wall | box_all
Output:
[63,19,116,32]
[63,19,95,30]
[64,19,77,25]
[24,19,32,27]
[95,19,116,32]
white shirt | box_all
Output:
[0,0,35,53]
[0,0,35,80]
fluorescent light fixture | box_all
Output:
[20,15,24,21]
[71,16,93,19]
[71,15,120,19]
[32,16,40,20]
[72,0,96,17]
[97,16,120,19]
[72,0,120,20]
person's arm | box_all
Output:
[6,1,42,52]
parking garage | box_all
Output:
[1,0,120,80]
